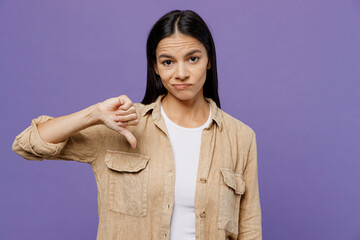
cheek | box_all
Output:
[194,66,208,81]
[159,69,174,83]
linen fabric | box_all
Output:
[12,95,262,240]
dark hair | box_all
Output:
[141,10,221,108]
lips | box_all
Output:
[173,84,192,90]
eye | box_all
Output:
[189,56,199,63]
[162,60,172,66]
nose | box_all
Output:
[175,62,189,80]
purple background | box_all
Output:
[1,0,359,239]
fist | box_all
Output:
[97,95,138,148]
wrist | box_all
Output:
[87,103,103,126]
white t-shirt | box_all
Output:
[161,103,212,240]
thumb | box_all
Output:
[118,127,137,149]
[118,95,133,111]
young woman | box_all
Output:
[13,10,262,240]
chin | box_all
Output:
[170,90,202,102]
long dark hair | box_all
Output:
[141,10,221,108]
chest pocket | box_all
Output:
[105,150,150,217]
[217,168,246,235]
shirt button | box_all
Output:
[169,170,173,176]
[200,177,207,184]
[200,211,206,218]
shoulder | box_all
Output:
[219,109,256,139]
[134,102,148,118]
[134,102,146,113]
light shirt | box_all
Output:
[12,95,262,240]
[161,103,212,240]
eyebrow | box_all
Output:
[158,49,202,59]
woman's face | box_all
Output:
[154,33,210,103]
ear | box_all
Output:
[207,61,211,69]
[153,62,159,75]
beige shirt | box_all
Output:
[12,95,262,240]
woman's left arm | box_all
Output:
[239,131,262,240]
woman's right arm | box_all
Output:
[13,95,139,162]
[37,95,138,148]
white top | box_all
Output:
[161,103,212,240]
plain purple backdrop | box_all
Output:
[1,0,360,239]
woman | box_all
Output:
[13,10,262,240]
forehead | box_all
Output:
[156,34,206,54]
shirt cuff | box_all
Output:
[15,115,69,158]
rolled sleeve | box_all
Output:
[12,115,105,163]
[13,115,68,160]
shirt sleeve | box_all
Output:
[238,130,262,239]
[12,115,105,164]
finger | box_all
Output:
[119,95,133,111]
[114,113,138,122]
[117,96,125,107]
[117,119,139,127]
[116,106,136,116]
[118,127,137,149]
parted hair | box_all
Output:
[141,10,221,108]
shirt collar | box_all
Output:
[142,94,222,130]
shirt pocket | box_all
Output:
[217,168,246,235]
[105,150,150,217]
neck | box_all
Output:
[161,93,210,128]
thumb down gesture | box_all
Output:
[97,95,138,148]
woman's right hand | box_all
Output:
[97,95,138,149]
